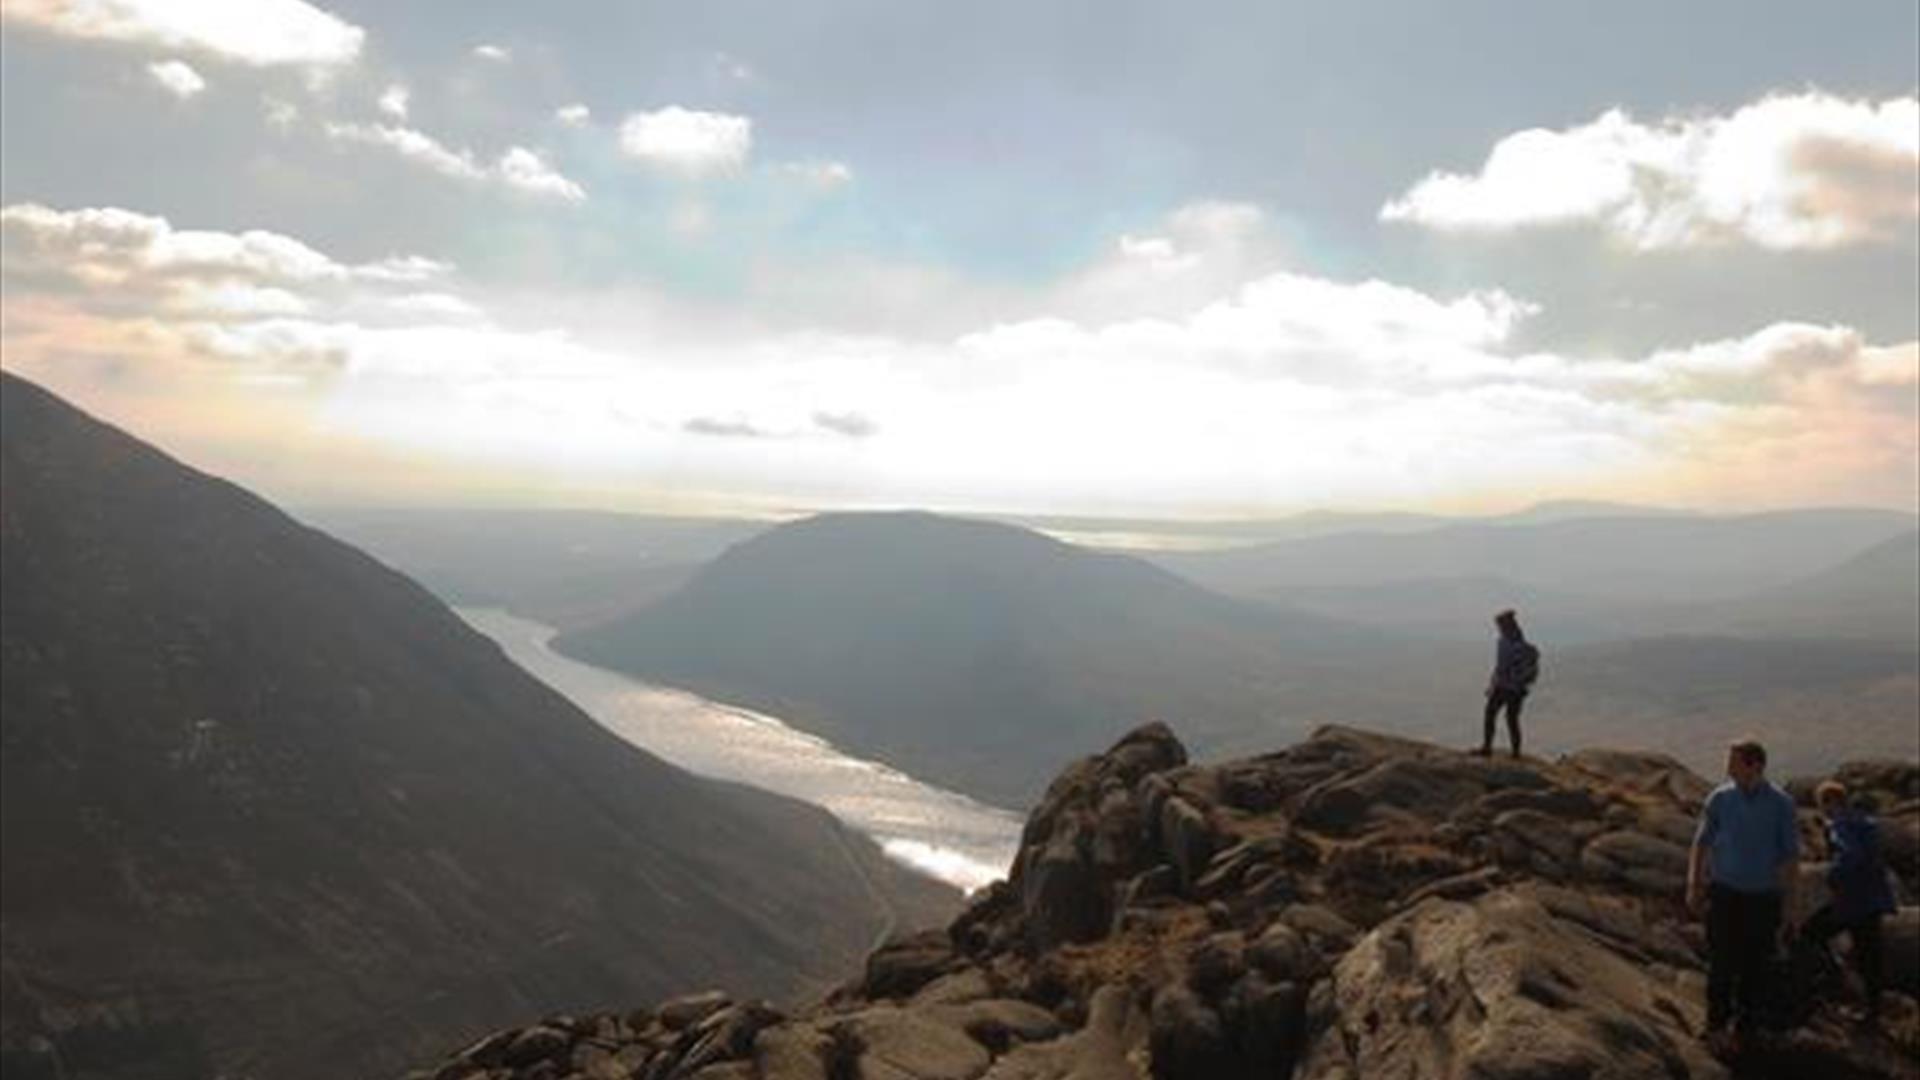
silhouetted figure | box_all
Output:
[1801,780,1895,1022]
[1479,608,1537,757]
[1688,738,1800,1057]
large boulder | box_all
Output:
[1011,724,1196,949]
[1297,888,1723,1080]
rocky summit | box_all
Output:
[405,724,1920,1080]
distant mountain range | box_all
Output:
[0,373,954,1080]
[1149,508,1918,604]
[552,509,1917,808]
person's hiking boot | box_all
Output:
[1473,746,1492,757]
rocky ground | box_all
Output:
[405,724,1920,1080]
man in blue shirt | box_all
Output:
[1687,737,1800,1054]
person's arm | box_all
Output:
[1777,795,1801,933]
[1688,794,1718,916]
[1687,841,1711,916]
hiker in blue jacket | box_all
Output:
[1688,738,1800,1056]
[1478,608,1536,758]
[1800,780,1896,1022]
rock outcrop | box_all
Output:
[406,725,1920,1080]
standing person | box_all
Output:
[1687,738,1800,1056]
[1801,780,1895,1022]
[1479,609,1537,758]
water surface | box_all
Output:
[458,607,1023,892]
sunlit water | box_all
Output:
[457,608,1023,893]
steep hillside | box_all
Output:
[553,512,1391,807]
[0,373,955,1080]
[404,724,1920,1080]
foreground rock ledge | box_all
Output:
[406,723,1920,1080]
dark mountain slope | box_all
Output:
[0,372,954,1080]
[554,512,1392,808]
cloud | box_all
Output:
[324,124,586,203]
[325,122,484,181]
[472,43,510,62]
[495,147,587,203]
[683,415,773,438]
[5,203,351,288]
[262,96,299,131]
[778,160,854,190]
[555,103,591,127]
[5,202,1912,515]
[619,107,752,176]
[0,203,455,316]
[3,0,363,69]
[1382,91,1919,250]
[710,52,754,83]
[813,410,877,438]
[378,292,484,319]
[377,83,409,120]
[146,59,205,99]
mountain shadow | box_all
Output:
[0,372,956,1080]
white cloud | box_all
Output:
[377,83,409,120]
[353,254,453,284]
[146,59,205,98]
[3,0,363,68]
[325,122,484,181]
[1383,91,1920,250]
[555,103,591,127]
[0,203,455,296]
[778,160,854,190]
[5,202,1912,514]
[710,52,754,82]
[472,43,510,62]
[1047,200,1286,324]
[380,292,484,319]
[494,147,587,203]
[619,106,752,176]
[262,96,299,131]
[322,124,585,203]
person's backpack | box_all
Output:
[1513,641,1541,688]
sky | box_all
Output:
[1,0,1916,519]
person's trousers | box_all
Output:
[1482,688,1525,756]
[1707,884,1783,1031]
[1801,902,1884,1010]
